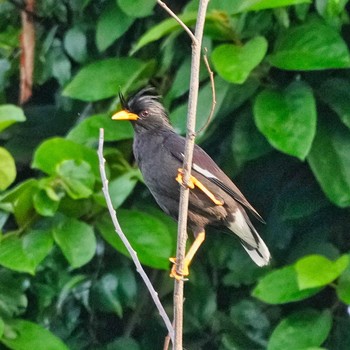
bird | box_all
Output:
[112,87,270,280]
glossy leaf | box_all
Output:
[57,160,95,199]
[268,309,332,350]
[211,37,268,84]
[0,105,26,132]
[0,230,53,274]
[0,147,16,191]
[32,137,99,177]
[22,229,54,266]
[63,58,154,101]
[96,1,134,52]
[53,217,96,268]
[0,236,37,274]
[270,20,350,70]
[307,117,350,207]
[254,81,316,160]
[252,265,321,304]
[118,0,155,18]
[318,78,350,129]
[97,210,175,270]
[66,114,133,145]
[2,319,69,350]
[295,255,349,290]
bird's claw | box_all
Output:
[169,257,189,281]
[175,169,195,189]
[176,168,224,206]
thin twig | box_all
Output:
[170,1,210,349]
[98,128,174,344]
[197,48,217,134]
[156,0,196,43]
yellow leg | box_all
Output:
[170,231,205,280]
[176,168,224,206]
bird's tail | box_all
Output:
[227,207,270,267]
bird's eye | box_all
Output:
[140,110,149,118]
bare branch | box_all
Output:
[197,47,217,134]
[156,0,196,43]
[98,128,174,344]
[161,1,210,349]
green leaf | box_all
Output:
[0,105,26,132]
[236,0,311,12]
[268,309,332,350]
[254,81,316,160]
[63,58,154,101]
[0,179,38,227]
[96,1,134,52]
[64,27,87,63]
[170,76,230,134]
[2,319,69,350]
[91,273,123,316]
[66,114,133,145]
[23,229,54,267]
[33,189,60,217]
[270,20,350,70]
[18,233,51,274]
[211,37,268,84]
[307,117,350,207]
[32,137,99,177]
[231,108,272,167]
[57,160,95,199]
[118,0,155,18]
[52,47,71,86]
[131,12,197,54]
[0,147,16,191]
[0,270,27,318]
[252,265,321,304]
[104,337,140,350]
[295,255,349,290]
[108,170,139,209]
[0,235,36,274]
[53,217,96,268]
[0,318,4,338]
[336,261,350,304]
[97,210,175,270]
[318,78,350,129]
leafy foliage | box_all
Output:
[1,0,350,349]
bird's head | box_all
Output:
[112,88,173,132]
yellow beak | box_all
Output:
[111,110,139,121]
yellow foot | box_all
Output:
[169,257,189,281]
[175,169,195,189]
[176,168,224,206]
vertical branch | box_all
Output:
[19,0,35,104]
[173,1,210,349]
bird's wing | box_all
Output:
[164,133,264,223]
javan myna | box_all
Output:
[112,88,270,279]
